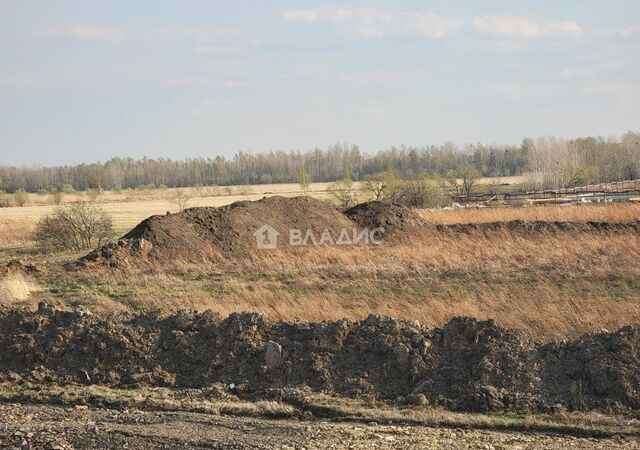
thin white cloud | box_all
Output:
[404,12,465,39]
[620,26,640,37]
[281,9,582,41]
[46,24,244,44]
[193,46,244,55]
[47,24,125,42]
[561,68,595,81]
[281,8,393,38]
[281,10,319,22]
[146,27,241,43]
[325,9,393,38]
[471,15,582,39]
[562,58,624,81]
[481,83,561,100]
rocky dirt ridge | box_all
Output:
[1,305,638,414]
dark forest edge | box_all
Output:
[0,132,638,193]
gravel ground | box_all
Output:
[0,404,638,450]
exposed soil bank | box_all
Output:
[1,305,638,413]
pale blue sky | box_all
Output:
[0,1,638,165]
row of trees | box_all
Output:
[323,167,479,209]
[1,132,638,194]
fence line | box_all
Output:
[451,179,640,206]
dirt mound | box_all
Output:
[436,220,640,235]
[81,196,356,266]
[81,196,640,268]
[1,305,638,413]
[345,201,430,239]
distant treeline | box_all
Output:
[1,132,639,193]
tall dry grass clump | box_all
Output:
[0,272,40,304]
[0,219,35,247]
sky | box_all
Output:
[0,1,638,166]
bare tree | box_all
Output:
[298,168,311,195]
[442,166,480,199]
[360,172,397,201]
[328,169,357,208]
[34,203,114,251]
[174,189,193,212]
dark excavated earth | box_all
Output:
[1,305,638,414]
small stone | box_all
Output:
[265,341,283,370]
[405,393,429,406]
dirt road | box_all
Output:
[1,403,638,449]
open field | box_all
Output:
[14,175,530,206]
[0,175,529,234]
[1,192,639,449]
[0,182,335,238]
[0,175,632,244]
[2,196,640,339]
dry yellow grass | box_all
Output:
[23,221,640,340]
[15,182,334,207]
[0,272,41,303]
[2,188,639,339]
[18,175,528,207]
[0,218,35,247]
[420,202,640,224]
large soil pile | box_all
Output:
[1,305,638,413]
[345,201,430,239]
[82,196,356,266]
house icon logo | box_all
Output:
[254,224,280,249]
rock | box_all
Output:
[405,393,429,406]
[393,343,410,368]
[265,341,282,370]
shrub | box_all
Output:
[34,203,115,251]
[13,189,29,207]
[86,188,101,201]
[52,189,64,205]
[388,178,447,208]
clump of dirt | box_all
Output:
[1,259,45,277]
[345,201,431,240]
[81,196,356,266]
[1,305,638,414]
